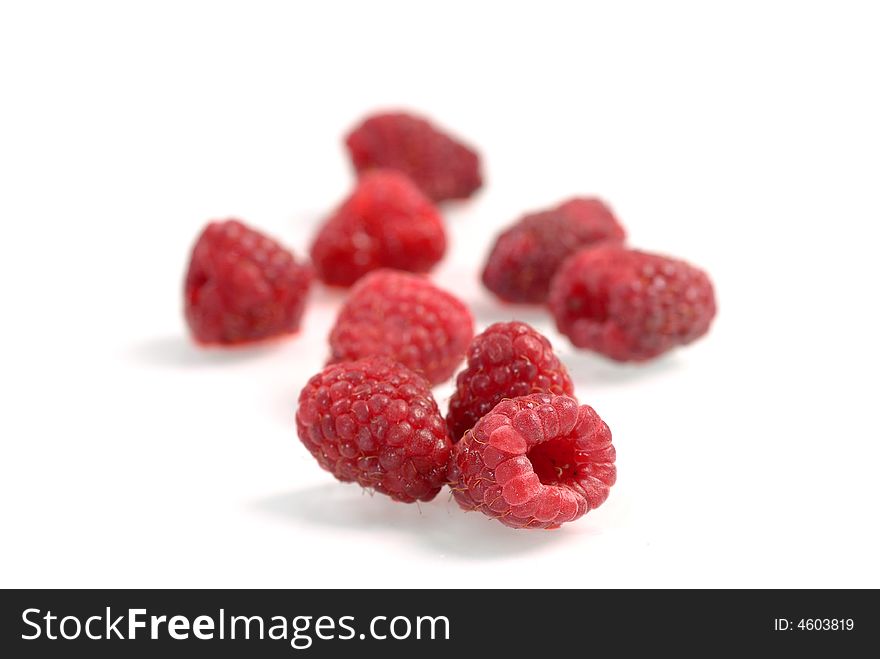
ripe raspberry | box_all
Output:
[482,197,625,304]
[549,245,716,361]
[328,270,474,385]
[310,170,447,287]
[184,219,312,345]
[345,112,482,202]
[449,393,616,529]
[446,321,574,442]
[296,357,452,503]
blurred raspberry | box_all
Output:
[449,393,616,529]
[482,198,625,304]
[446,321,574,441]
[184,219,312,345]
[328,270,474,385]
[549,245,716,361]
[345,111,482,202]
[296,357,452,503]
[310,170,446,287]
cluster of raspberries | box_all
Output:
[182,110,717,529]
[297,317,615,528]
[481,197,716,361]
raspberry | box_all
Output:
[328,270,474,385]
[549,245,716,361]
[295,357,452,503]
[449,393,616,529]
[345,112,482,202]
[446,321,574,442]
[184,219,312,345]
[309,170,447,287]
[482,197,625,304]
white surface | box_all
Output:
[1,1,879,588]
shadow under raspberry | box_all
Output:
[561,349,684,388]
[128,335,285,368]
[252,483,600,559]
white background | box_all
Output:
[1,1,879,588]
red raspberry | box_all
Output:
[184,219,312,345]
[549,245,716,361]
[296,357,452,503]
[310,170,447,287]
[446,321,574,442]
[449,393,616,529]
[328,270,474,385]
[345,112,482,203]
[482,197,625,304]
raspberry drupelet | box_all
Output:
[328,270,474,385]
[345,111,482,203]
[184,219,312,345]
[548,245,717,362]
[449,393,616,529]
[482,197,625,304]
[296,357,452,503]
[446,321,574,442]
[309,170,447,287]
